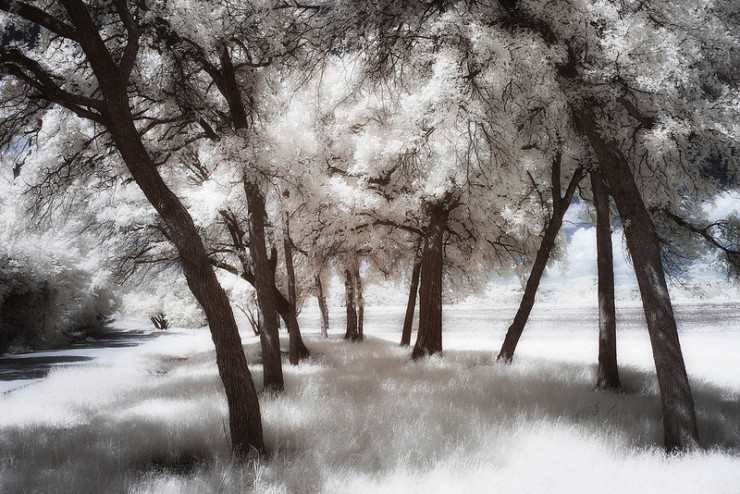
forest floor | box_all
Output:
[0,302,739,493]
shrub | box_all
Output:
[0,253,117,354]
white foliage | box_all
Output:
[120,270,206,329]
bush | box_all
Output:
[0,253,117,354]
[119,270,206,329]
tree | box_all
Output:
[331,0,737,451]
[215,204,310,364]
[400,248,421,347]
[0,0,263,455]
[144,3,288,389]
[343,264,361,341]
[497,154,585,361]
[411,198,451,359]
[577,108,700,450]
[591,171,620,390]
[244,179,284,391]
[310,15,542,358]
[489,0,740,451]
[281,207,311,363]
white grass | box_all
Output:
[1,302,738,493]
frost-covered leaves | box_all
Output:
[264,7,564,293]
[524,0,739,200]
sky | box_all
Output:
[542,191,740,286]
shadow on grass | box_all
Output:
[0,334,737,493]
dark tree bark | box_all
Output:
[498,157,584,361]
[576,108,699,452]
[244,180,284,392]
[282,213,310,364]
[343,268,361,341]
[493,0,698,454]
[592,171,620,390]
[354,263,365,339]
[221,196,291,383]
[315,273,330,338]
[0,0,264,455]
[400,258,421,347]
[411,201,449,359]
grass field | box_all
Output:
[1,302,738,493]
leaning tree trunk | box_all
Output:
[400,259,421,347]
[66,16,264,454]
[113,121,263,455]
[497,218,562,361]
[244,180,284,393]
[498,158,584,362]
[3,1,264,455]
[411,202,448,359]
[344,268,361,341]
[576,109,699,452]
[592,171,620,390]
[282,213,310,364]
[106,98,263,455]
[315,273,330,338]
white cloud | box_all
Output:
[561,200,590,233]
[544,226,637,285]
[704,190,740,222]
[544,191,740,287]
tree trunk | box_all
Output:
[497,217,562,361]
[218,209,298,338]
[244,180,284,393]
[344,268,361,341]
[315,273,330,338]
[400,259,421,346]
[5,1,264,456]
[107,96,264,456]
[411,202,448,359]
[498,158,584,362]
[282,214,310,365]
[592,171,620,390]
[354,264,365,339]
[576,109,699,452]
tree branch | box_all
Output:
[113,0,140,81]
[0,0,78,40]
[661,208,740,257]
[355,215,425,237]
[59,0,118,85]
[562,166,585,207]
[616,96,656,129]
[0,50,106,123]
